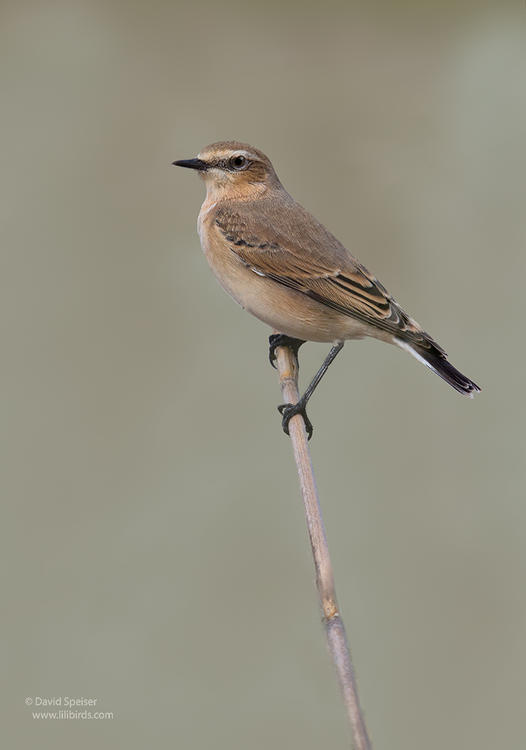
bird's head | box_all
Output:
[173,141,281,198]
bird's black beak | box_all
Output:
[172,158,208,171]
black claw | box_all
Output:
[268,334,306,369]
[277,401,314,440]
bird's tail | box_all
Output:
[395,338,481,397]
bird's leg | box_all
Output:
[268,333,306,369]
[278,342,344,440]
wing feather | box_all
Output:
[215,200,444,353]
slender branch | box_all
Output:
[274,342,372,750]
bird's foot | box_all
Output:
[268,334,305,368]
[277,399,313,440]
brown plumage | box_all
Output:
[174,141,480,403]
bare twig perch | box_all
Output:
[274,341,372,750]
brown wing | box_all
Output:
[215,199,444,353]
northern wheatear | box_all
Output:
[174,141,480,438]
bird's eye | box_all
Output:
[230,155,248,171]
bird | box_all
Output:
[174,141,480,438]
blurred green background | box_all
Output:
[2,1,525,747]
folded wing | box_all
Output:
[215,200,445,355]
